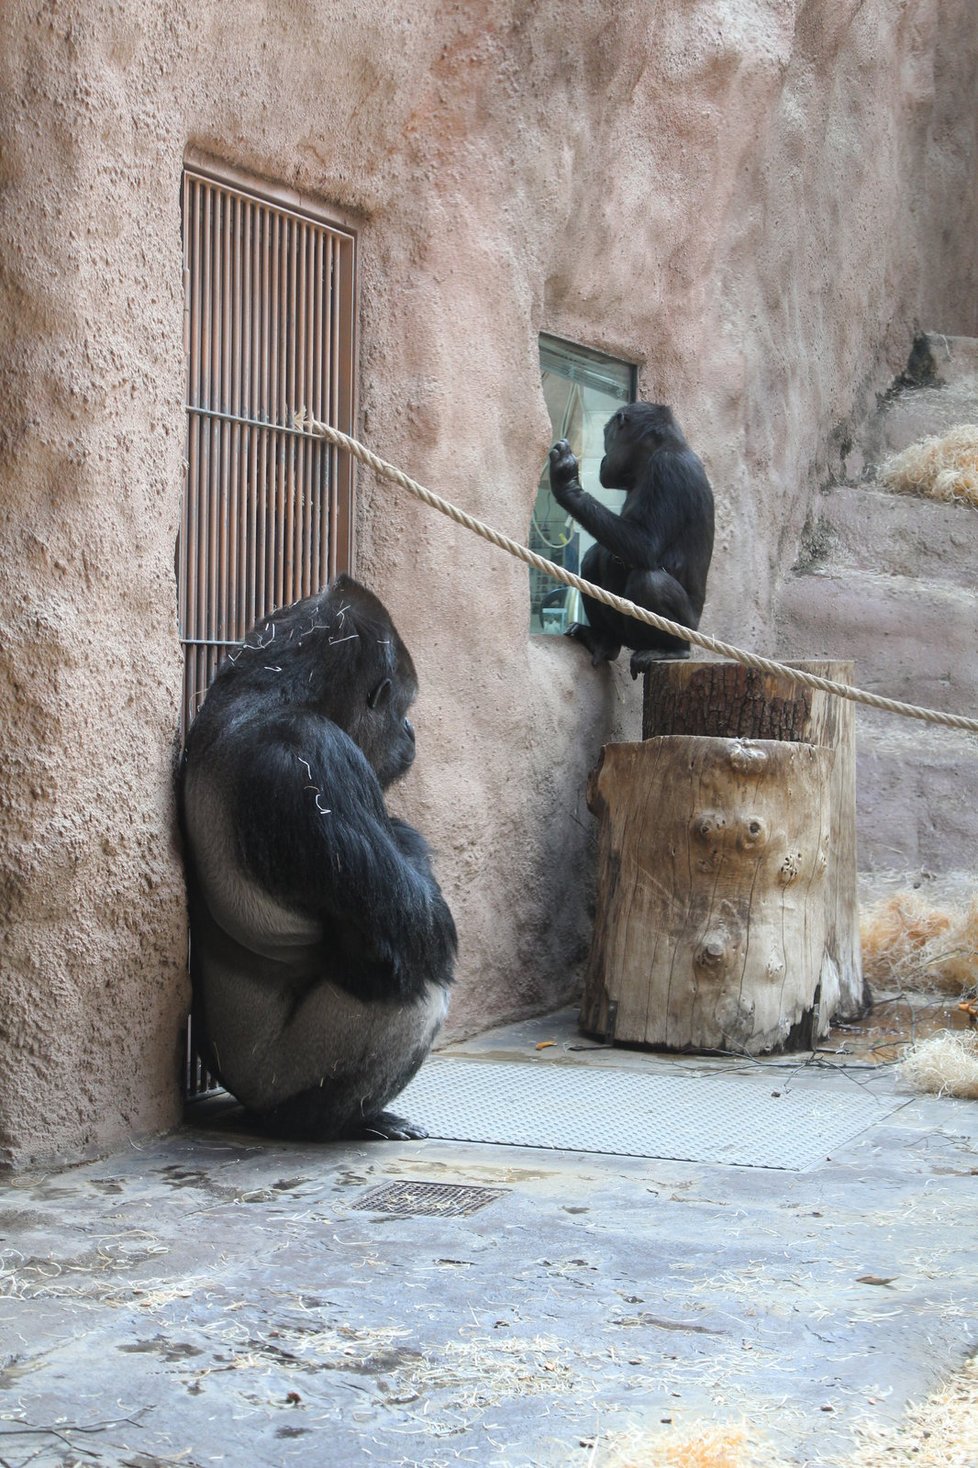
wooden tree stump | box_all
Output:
[581,737,835,1054]
[643,658,866,1021]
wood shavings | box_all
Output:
[897,1030,978,1099]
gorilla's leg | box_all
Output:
[566,545,625,665]
[193,919,448,1142]
[623,567,699,675]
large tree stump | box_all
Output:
[643,658,866,1020]
[581,738,835,1054]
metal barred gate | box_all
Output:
[178,157,358,1095]
[179,158,357,736]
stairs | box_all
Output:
[776,334,978,901]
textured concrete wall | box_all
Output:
[1,0,976,1164]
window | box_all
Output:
[529,335,637,635]
[178,160,357,737]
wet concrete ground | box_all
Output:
[1,1008,976,1467]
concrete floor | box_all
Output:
[1,1008,976,1468]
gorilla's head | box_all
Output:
[599,402,686,490]
[198,575,420,789]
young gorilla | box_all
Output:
[177,575,457,1140]
[548,402,715,678]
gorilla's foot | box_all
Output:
[250,1101,428,1143]
[566,624,622,665]
[352,1110,429,1141]
[629,646,691,679]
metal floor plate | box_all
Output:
[398,1057,906,1171]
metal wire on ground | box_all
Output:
[294,410,978,737]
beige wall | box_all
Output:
[1,0,976,1164]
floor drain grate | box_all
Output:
[351,1180,508,1217]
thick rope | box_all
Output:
[294,411,978,736]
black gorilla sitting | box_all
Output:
[177,575,456,1140]
[548,402,715,678]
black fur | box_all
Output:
[548,402,715,676]
[177,575,456,1140]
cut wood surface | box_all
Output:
[581,738,835,1054]
[643,658,866,1019]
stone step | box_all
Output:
[854,714,978,875]
[865,384,978,463]
[780,333,978,885]
[776,569,978,714]
[858,333,978,467]
[800,484,978,589]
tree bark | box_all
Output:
[643,659,866,1019]
[581,737,835,1054]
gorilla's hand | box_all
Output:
[548,439,583,505]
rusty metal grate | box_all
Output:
[351,1181,509,1217]
[178,159,357,1099]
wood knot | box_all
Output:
[738,816,768,850]
[693,810,727,841]
[779,851,803,884]
[728,743,768,774]
[695,933,732,971]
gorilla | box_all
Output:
[177,575,457,1141]
[548,402,715,678]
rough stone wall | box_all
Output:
[1,0,975,1164]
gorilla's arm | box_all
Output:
[210,712,456,1002]
[549,439,697,570]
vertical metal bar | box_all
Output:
[309,226,323,590]
[259,205,273,621]
[327,234,340,580]
[281,211,292,605]
[207,186,221,648]
[301,223,315,596]
[228,191,243,643]
[256,428,268,629]
[285,213,298,599]
[312,227,323,423]
[198,182,214,653]
[187,175,205,684]
[266,206,276,621]
[334,231,357,576]
[320,233,334,585]
[281,209,293,598]
[240,193,254,639]
[260,204,271,425]
[246,200,260,632]
[219,189,232,643]
[271,210,285,610]
[248,421,260,631]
